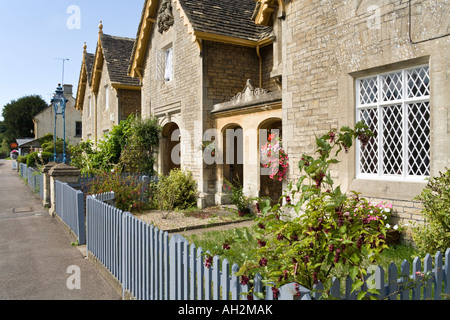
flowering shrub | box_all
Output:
[206,122,389,300]
[260,133,289,181]
[88,172,151,212]
[352,198,403,232]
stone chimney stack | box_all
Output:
[63,84,73,95]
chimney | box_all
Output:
[63,84,73,95]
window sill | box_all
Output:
[349,178,427,201]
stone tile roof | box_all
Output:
[85,52,95,84]
[178,0,272,41]
[100,33,141,86]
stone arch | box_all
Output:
[258,117,283,201]
[160,121,181,175]
[221,123,244,187]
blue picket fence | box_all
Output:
[85,193,450,300]
[17,168,450,300]
[54,180,86,245]
[19,163,44,199]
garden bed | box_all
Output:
[134,206,253,233]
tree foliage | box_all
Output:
[1,95,48,143]
[70,115,161,174]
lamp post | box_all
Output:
[51,84,68,163]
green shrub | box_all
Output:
[155,169,198,212]
[26,151,52,168]
[70,115,160,175]
[412,168,450,256]
[17,155,27,164]
[119,116,160,174]
[87,172,152,212]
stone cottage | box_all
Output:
[128,0,284,207]
[251,0,449,228]
[76,22,141,145]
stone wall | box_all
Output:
[204,41,261,104]
[119,89,141,121]
[96,63,116,140]
[80,86,94,142]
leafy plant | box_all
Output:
[119,116,161,174]
[87,172,151,212]
[26,151,52,168]
[70,115,160,175]
[223,178,250,211]
[155,169,198,218]
[412,168,450,256]
[206,122,389,300]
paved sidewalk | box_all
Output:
[0,160,120,300]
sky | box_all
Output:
[0,0,145,121]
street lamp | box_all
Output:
[51,84,68,163]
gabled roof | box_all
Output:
[75,42,95,111]
[101,33,140,87]
[179,0,272,42]
[91,22,140,97]
[128,0,273,80]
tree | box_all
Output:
[2,95,48,143]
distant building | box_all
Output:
[33,84,82,146]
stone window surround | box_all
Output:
[347,57,431,201]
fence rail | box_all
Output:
[55,180,86,245]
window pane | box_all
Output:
[382,104,403,175]
[407,102,430,176]
[164,47,173,82]
[359,76,378,104]
[358,108,379,173]
[356,65,430,179]
[407,66,430,98]
[381,72,402,101]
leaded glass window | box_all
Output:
[356,65,430,180]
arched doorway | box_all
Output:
[259,118,283,202]
[222,124,244,187]
[161,122,180,175]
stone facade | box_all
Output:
[131,0,282,207]
[268,0,450,231]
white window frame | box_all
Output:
[88,95,92,117]
[355,64,430,182]
[164,46,173,82]
[157,45,173,82]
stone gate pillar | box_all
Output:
[48,163,81,216]
[42,162,57,208]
